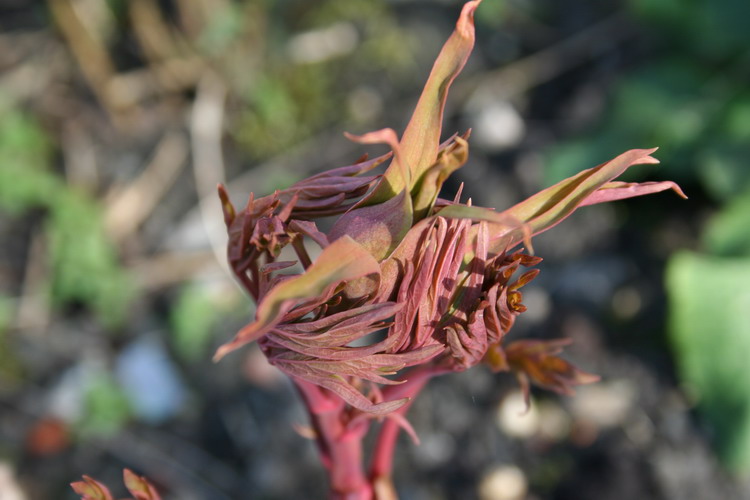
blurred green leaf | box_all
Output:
[170,285,222,362]
[724,94,750,142]
[0,295,11,333]
[198,3,245,55]
[475,0,508,27]
[629,0,750,57]
[543,63,712,185]
[610,63,711,153]
[236,67,330,156]
[698,143,750,201]
[0,106,132,327]
[47,191,133,328]
[0,295,23,389]
[79,372,131,437]
[0,108,59,214]
[667,252,750,472]
[704,186,750,257]
[543,58,749,194]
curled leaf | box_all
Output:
[438,148,684,253]
[328,188,413,261]
[70,476,114,500]
[123,469,161,500]
[504,339,600,407]
[214,236,380,360]
[411,133,470,221]
[367,0,481,204]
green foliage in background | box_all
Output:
[671,178,750,473]
[0,105,132,328]
[170,285,223,362]
[192,0,414,159]
[703,186,750,258]
[0,295,23,389]
[667,254,750,471]
[78,372,132,437]
[46,190,133,328]
[0,106,57,213]
[540,0,750,472]
[170,283,246,362]
[544,0,750,196]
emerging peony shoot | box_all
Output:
[74,2,685,499]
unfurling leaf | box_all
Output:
[70,476,114,500]
[439,148,686,253]
[502,339,600,408]
[214,236,380,360]
[215,0,683,418]
[367,1,481,204]
[123,469,162,500]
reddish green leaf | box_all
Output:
[367,0,480,204]
[411,134,470,221]
[499,148,659,239]
[70,476,114,500]
[578,180,687,206]
[214,236,380,360]
[123,469,161,500]
[328,129,414,260]
[438,148,684,253]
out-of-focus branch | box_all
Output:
[459,13,632,105]
[129,251,217,291]
[104,132,188,244]
[190,73,230,275]
[47,0,117,111]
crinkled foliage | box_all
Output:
[215,0,685,415]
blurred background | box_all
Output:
[1,0,750,498]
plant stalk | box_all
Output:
[295,378,374,499]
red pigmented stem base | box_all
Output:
[369,367,441,495]
[295,379,373,500]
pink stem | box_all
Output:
[369,366,443,492]
[295,378,373,500]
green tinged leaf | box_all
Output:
[502,149,659,232]
[494,149,662,251]
[367,0,480,204]
[328,188,413,261]
[214,236,380,360]
[667,252,750,472]
[329,129,414,260]
[123,469,161,500]
[0,295,23,388]
[411,135,469,220]
[439,149,680,253]
[70,476,114,500]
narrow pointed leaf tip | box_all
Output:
[344,128,410,187]
[124,469,162,500]
[437,148,684,254]
[71,476,113,500]
[367,0,481,204]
